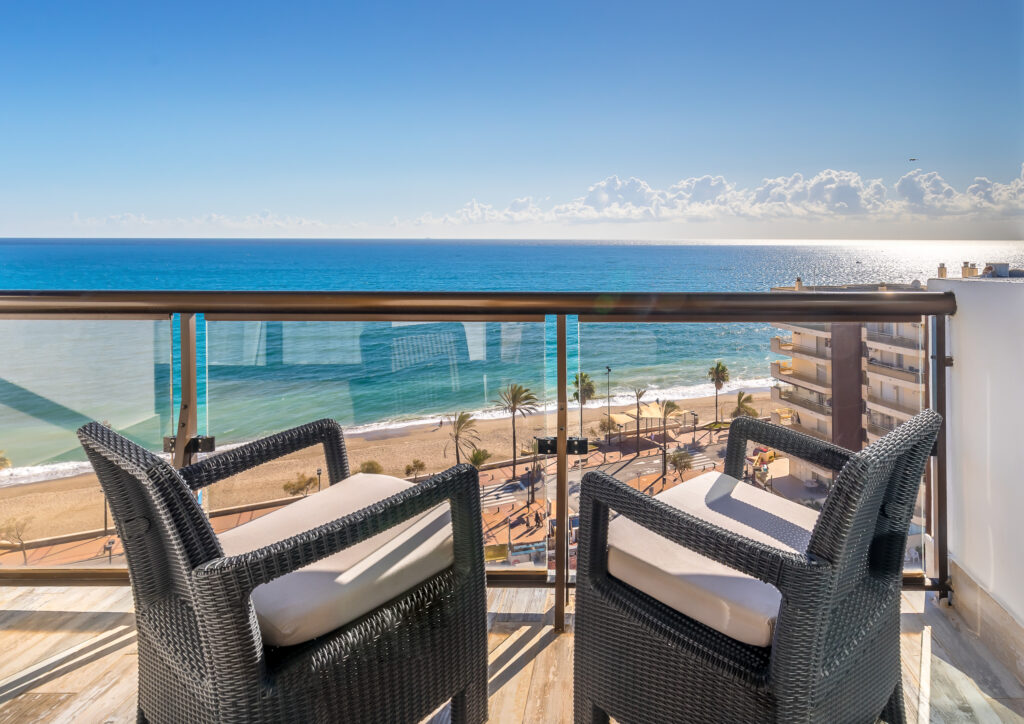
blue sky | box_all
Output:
[0,1,1021,239]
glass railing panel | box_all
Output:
[203,318,553,571]
[0,319,173,567]
[572,319,782,579]
[577,316,932,578]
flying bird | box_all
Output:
[908,157,918,162]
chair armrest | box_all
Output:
[192,463,484,597]
[178,418,349,490]
[723,416,853,479]
[579,470,829,596]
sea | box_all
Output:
[2,239,1022,484]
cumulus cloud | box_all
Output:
[419,164,1024,227]
[65,164,1023,239]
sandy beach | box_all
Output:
[0,390,769,543]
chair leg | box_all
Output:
[881,683,907,724]
[450,678,487,724]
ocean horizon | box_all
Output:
[2,238,1022,484]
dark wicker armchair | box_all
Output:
[78,418,487,724]
[575,410,941,724]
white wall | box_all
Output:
[929,277,1024,625]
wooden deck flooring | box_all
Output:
[0,584,1020,723]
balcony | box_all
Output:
[865,391,921,420]
[773,321,831,337]
[867,419,897,438]
[864,328,923,352]
[4,288,1022,722]
[770,335,832,363]
[770,360,831,395]
[863,357,925,386]
[772,385,831,419]
[770,407,831,441]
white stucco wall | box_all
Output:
[929,277,1024,625]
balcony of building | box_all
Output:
[770,335,832,363]
[863,327,925,354]
[862,357,926,388]
[2,286,1022,723]
[772,321,832,337]
[771,385,832,420]
[864,415,897,443]
[770,360,831,395]
[769,406,831,441]
[864,389,922,421]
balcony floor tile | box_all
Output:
[0,585,1020,723]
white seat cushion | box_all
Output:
[218,473,453,647]
[607,471,819,647]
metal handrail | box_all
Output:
[0,289,956,321]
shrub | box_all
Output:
[282,472,317,497]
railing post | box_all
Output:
[173,313,198,469]
[933,314,951,598]
[555,315,569,631]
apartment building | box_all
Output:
[769,277,927,487]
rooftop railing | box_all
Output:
[0,289,957,627]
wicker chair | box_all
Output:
[575,410,941,724]
[78,418,487,724]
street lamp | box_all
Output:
[656,398,667,480]
[690,411,698,445]
[316,468,322,492]
[605,366,612,446]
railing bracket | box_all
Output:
[163,436,216,455]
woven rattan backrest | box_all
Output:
[807,410,941,595]
[78,423,223,605]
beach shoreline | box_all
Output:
[0,389,770,542]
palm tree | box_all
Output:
[0,450,10,470]
[631,387,646,455]
[405,459,427,482]
[495,383,539,479]
[468,448,492,469]
[730,390,758,419]
[707,360,730,423]
[444,411,480,465]
[659,400,680,479]
[669,450,693,481]
[573,372,596,436]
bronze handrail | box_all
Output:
[0,289,956,321]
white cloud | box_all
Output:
[72,210,329,235]
[61,164,1023,239]
[420,165,1024,227]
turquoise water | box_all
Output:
[1,239,1022,476]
